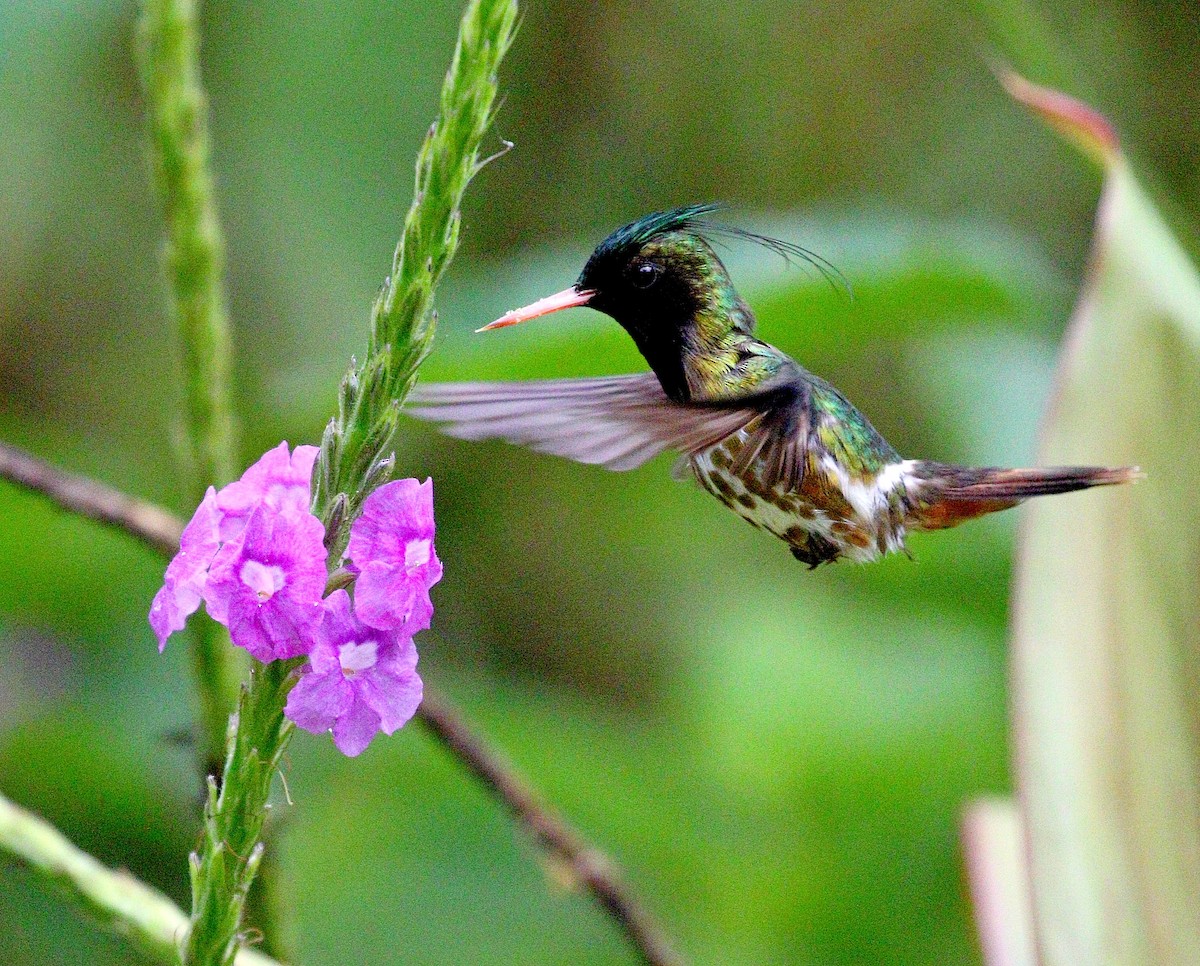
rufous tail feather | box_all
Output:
[907,462,1143,531]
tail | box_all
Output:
[906,461,1142,531]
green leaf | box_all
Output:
[1008,75,1200,965]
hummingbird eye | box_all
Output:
[630,260,661,289]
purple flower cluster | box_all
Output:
[150,442,441,756]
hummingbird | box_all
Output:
[408,204,1139,567]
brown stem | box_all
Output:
[0,438,686,966]
[415,692,684,966]
[0,442,183,556]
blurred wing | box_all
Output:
[407,374,763,471]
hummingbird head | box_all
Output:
[577,205,736,326]
[480,205,748,398]
[479,205,841,400]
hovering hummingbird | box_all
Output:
[408,205,1138,567]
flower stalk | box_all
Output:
[179,1,519,963]
[137,0,237,493]
[138,0,245,773]
[311,0,518,545]
[184,660,296,966]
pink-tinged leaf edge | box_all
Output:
[999,70,1120,167]
[962,798,1037,966]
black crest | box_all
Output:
[583,203,849,295]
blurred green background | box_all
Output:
[1,1,1196,963]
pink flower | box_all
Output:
[204,504,327,661]
[285,590,422,756]
[346,478,442,632]
[151,445,440,755]
[149,442,325,656]
[214,442,318,540]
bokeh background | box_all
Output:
[1,1,1197,963]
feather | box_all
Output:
[907,462,1143,530]
[407,374,764,472]
[914,462,1143,500]
[726,407,809,492]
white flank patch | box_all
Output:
[875,459,916,494]
[691,442,841,545]
[820,456,914,521]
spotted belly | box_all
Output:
[689,435,913,566]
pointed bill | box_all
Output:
[476,286,595,331]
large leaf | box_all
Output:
[1007,74,1200,964]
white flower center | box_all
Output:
[338,639,379,678]
[405,538,431,571]
[240,560,286,602]
[264,481,302,512]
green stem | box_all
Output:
[241,838,293,962]
[184,661,296,966]
[138,0,238,494]
[312,0,519,547]
[0,790,279,966]
[138,0,246,774]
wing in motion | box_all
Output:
[407,374,768,471]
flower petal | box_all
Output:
[148,487,221,650]
[332,694,382,757]
[307,590,356,674]
[205,505,327,660]
[215,442,319,540]
[285,669,352,734]
[404,590,435,636]
[358,666,423,734]
[351,560,420,631]
[179,487,222,563]
[347,478,436,570]
[375,631,419,676]
[149,580,198,652]
[228,594,323,661]
[346,478,441,633]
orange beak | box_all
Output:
[476,286,596,332]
